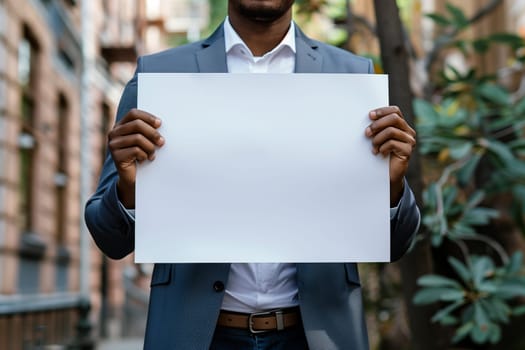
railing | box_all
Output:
[0,293,91,350]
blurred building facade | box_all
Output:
[0,0,208,348]
[1,0,87,348]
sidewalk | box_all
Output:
[97,337,143,350]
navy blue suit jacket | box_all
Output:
[85,24,420,350]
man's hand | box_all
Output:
[365,106,416,206]
[108,109,165,208]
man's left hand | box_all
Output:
[365,106,416,206]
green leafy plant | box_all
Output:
[412,2,525,346]
[414,252,525,344]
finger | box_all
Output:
[119,108,162,128]
[366,113,416,138]
[370,126,416,154]
[110,119,165,147]
[369,106,403,121]
[109,134,158,160]
[112,146,149,168]
[377,139,414,159]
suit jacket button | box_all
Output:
[213,281,225,292]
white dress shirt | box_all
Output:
[220,18,300,313]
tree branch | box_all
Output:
[461,234,510,264]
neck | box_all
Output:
[228,11,292,57]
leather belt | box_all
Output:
[217,307,301,334]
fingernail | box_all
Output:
[365,127,372,137]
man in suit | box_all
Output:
[85,0,420,349]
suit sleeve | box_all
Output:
[390,179,420,261]
[84,59,142,260]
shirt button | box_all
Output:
[213,281,225,292]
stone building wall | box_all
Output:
[0,0,147,347]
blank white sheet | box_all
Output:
[135,73,390,263]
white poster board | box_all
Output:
[135,73,390,263]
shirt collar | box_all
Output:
[224,16,296,57]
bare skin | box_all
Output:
[108,109,164,208]
[109,0,416,209]
[366,106,416,206]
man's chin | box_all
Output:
[234,0,294,23]
[239,8,287,22]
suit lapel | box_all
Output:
[196,24,228,73]
[294,26,323,73]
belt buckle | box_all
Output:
[248,309,284,334]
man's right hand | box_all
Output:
[108,109,165,208]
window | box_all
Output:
[55,95,70,292]
[17,27,45,295]
[17,30,38,234]
[55,94,68,244]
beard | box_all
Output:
[233,0,294,22]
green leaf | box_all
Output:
[507,251,523,275]
[452,322,474,343]
[456,153,482,187]
[489,33,525,49]
[431,233,444,247]
[484,139,516,166]
[414,98,440,125]
[471,322,491,344]
[425,13,452,26]
[474,301,490,329]
[471,256,495,287]
[443,186,459,213]
[442,289,467,301]
[423,184,437,208]
[450,223,476,237]
[506,161,525,177]
[488,323,502,344]
[480,298,510,323]
[462,208,499,226]
[449,142,473,160]
[477,281,498,293]
[431,300,465,323]
[487,116,524,133]
[512,305,525,316]
[472,38,490,53]
[476,83,510,105]
[413,288,441,304]
[413,287,465,305]
[449,257,472,284]
[444,64,465,81]
[492,282,525,299]
[418,274,463,289]
[441,315,459,325]
[514,97,525,116]
[509,139,525,152]
[465,190,485,209]
[446,3,469,29]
